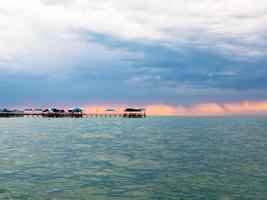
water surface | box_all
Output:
[0,117,266,199]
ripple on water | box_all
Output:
[0,117,266,199]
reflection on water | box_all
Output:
[0,117,266,199]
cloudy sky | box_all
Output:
[0,0,267,114]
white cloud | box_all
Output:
[0,0,266,72]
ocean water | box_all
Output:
[0,116,266,200]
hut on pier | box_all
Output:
[42,108,65,117]
[0,108,11,113]
[123,108,146,118]
[68,107,84,118]
[0,108,13,117]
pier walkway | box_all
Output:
[0,112,146,118]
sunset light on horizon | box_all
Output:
[144,101,267,116]
[6,100,267,116]
[78,100,267,116]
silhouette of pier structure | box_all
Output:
[0,108,146,118]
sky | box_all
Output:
[0,0,267,115]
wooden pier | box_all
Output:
[0,112,146,118]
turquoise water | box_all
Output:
[0,117,266,199]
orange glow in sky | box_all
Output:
[84,101,267,116]
[145,101,267,116]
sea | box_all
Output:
[0,116,266,199]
